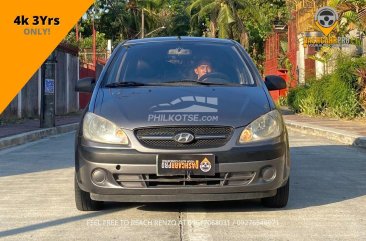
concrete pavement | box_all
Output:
[0,130,365,240]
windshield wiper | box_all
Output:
[104,81,152,88]
[105,80,239,88]
[161,80,233,86]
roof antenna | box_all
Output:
[177,36,181,40]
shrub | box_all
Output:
[298,77,327,116]
[288,76,328,115]
[286,54,366,119]
[333,54,366,89]
[287,85,308,113]
[278,95,288,106]
[324,55,365,118]
[323,77,361,118]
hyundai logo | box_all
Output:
[174,132,195,144]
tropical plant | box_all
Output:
[125,0,166,37]
[187,0,249,47]
[356,68,366,111]
[329,0,366,34]
[154,0,191,37]
[238,0,289,67]
[308,46,333,75]
[78,0,167,42]
[287,85,309,113]
[63,31,78,48]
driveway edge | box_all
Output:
[285,120,366,149]
[0,123,79,150]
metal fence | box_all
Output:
[79,50,108,64]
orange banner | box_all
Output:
[0,0,94,113]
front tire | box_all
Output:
[74,174,103,211]
[261,178,289,208]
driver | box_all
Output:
[194,60,213,80]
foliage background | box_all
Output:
[63,0,289,70]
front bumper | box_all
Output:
[75,139,290,202]
[90,190,277,202]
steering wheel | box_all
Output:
[198,72,230,83]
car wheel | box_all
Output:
[74,174,103,211]
[261,178,289,208]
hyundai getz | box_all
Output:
[75,37,290,211]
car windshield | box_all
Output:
[103,42,256,86]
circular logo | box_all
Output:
[173,132,195,144]
[315,7,338,28]
[200,158,212,173]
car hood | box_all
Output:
[93,86,271,129]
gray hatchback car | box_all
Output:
[75,37,290,211]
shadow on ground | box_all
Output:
[114,144,366,212]
[0,144,365,238]
[1,134,365,212]
[0,133,74,177]
[0,210,113,238]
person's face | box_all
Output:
[194,64,212,79]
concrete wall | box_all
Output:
[67,55,79,113]
[3,94,18,118]
[21,71,39,118]
[56,50,67,115]
[1,47,79,119]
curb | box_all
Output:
[285,120,366,149]
[0,123,79,150]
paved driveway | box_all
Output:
[0,130,365,240]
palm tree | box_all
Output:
[125,0,166,38]
[187,0,249,48]
[97,0,165,40]
[329,0,366,33]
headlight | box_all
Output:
[82,112,129,145]
[239,110,283,143]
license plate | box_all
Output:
[157,154,215,176]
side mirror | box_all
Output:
[75,77,95,93]
[264,75,287,91]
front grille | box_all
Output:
[114,172,256,188]
[135,126,233,149]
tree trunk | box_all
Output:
[228,25,234,39]
[226,1,249,48]
[210,20,217,38]
[240,32,249,49]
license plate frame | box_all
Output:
[156,154,215,176]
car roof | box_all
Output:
[122,37,236,46]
